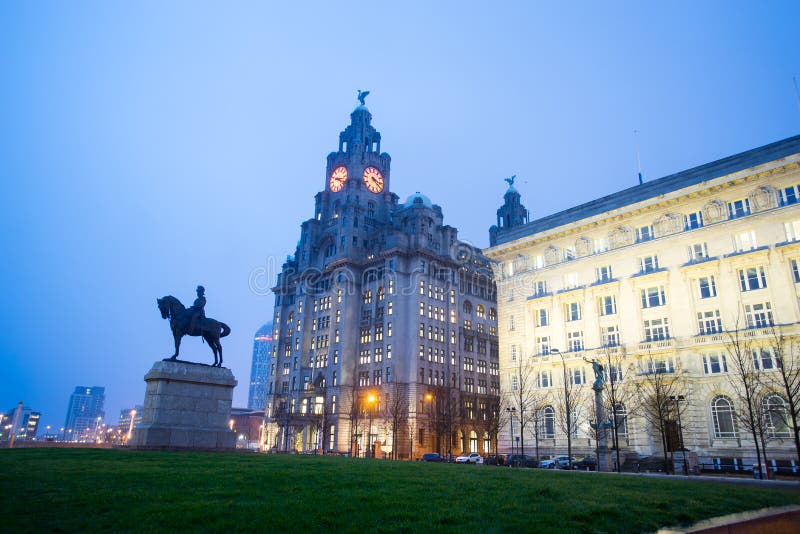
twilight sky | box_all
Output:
[1,1,798,432]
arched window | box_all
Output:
[476,304,485,318]
[711,395,738,438]
[541,406,555,439]
[612,403,628,437]
[469,430,478,453]
[463,300,473,314]
[376,286,385,301]
[763,393,791,438]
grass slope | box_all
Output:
[1,449,798,533]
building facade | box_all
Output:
[63,386,105,442]
[248,323,274,410]
[118,405,143,443]
[485,135,800,470]
[264,99,499,458]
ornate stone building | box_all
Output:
[264,99,499,458]
[485,135,800,472]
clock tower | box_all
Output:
[267,95,499,460]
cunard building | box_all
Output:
[264,97,499,458]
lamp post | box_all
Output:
[367,393,377,459]
[126,409,137,444]
[552,347,572,467]
[670,395,689,475]
[424,392,435,455]
[506,407,516,456]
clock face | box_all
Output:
[329,166,348,192]
[363,166,384,193]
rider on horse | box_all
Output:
[189,285,206,335]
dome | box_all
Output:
[404,192,434,208]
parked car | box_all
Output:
[506,454,537,468]
[421,452,443,462]
[539,456,574,469]
[573,457,597,471]
[456,453,484,464]
[484,454,506,466]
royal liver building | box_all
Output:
[264,97,499,458]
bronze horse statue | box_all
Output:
[157,296,231,367]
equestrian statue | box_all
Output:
[156,286,231,367]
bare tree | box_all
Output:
[767,328,800,462]
[724,324,771,479]
[553,350,584,469]
[483,396,508,457]
[598,345,637,472]
[385,381,409,460]
[632,353,688,474]
[506,354,544,457]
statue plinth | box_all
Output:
[129,360,237,451]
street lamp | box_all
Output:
[670,395,689,475]
[126,409,137,444]
[366,393,377,459]
[551,347,572,467]
[424,392,435,455]
[506,407,517,456]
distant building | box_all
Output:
[247,323,274,410]
[230,407,266,450]
[118,405,143,441]
[485,135,800,470]
[1,405,40,441]
[64,386,105,441]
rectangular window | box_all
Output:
[728,198,751,218]
[463,357,474,372]
[601,325,619,347]
[594,238,609,254]
[567,331,584,352]
[511,345,517,361]
[537,370,552,388]
[733,230,757,253]
[537,336,550,356]
[641,286,667,308]
[596,265,613,282]
[784,220,800,242]
[566,302,582,321]
[792,259,800,283]
[599,295,616,316]
[688,242,709,262]
[636,225,654,242]
[386,344,392,359]
[511,375,518,391]
[703,353,728,374]
[698,276,717,299]
[685,211,704,230]
[508,315,515,331]
[564,272,579,288]
[697,310,723,335]
[745,302,774,328]
[640,255,659,273]
[644,318,670,341]
[738,267,767,291]
[570,368,585,385]
[647,358,674,374]
[534,280,548,296]
[781,184,800,205]
[752,348,780,370]
[536,308,549,326]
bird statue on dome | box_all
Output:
[504,175,516,186]
[357,89,370,106]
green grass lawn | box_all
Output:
[1,449,797,533]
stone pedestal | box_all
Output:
[130,360,237,451]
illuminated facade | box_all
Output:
[63,386,105,441]
[264,101,499,458]
[486,135,800,469]
[247,322,274,410]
